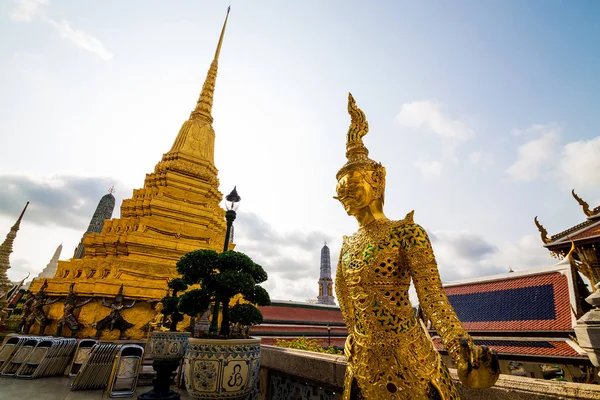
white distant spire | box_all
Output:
[37,243,63,279]
[317,242,336,305]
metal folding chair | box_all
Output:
[71,343,122,391]
[1,337,41,376]
[107,344,145,398]
[0,335,27,370]
[67,339,97,377]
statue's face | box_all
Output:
[336,170,374,216]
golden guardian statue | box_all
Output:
[334,93,499,399]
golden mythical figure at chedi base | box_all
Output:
[334,93,500,399]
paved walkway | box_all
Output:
[0,376,194,400]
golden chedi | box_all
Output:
[28,9,232,340]
[334,93,499,399]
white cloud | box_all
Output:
[397,100,471,179]
[511,123,558,137]
[506,124,560,181]
[9,0,113,61]
[468,151,494,171]
[9,0,47,22]
[430,230,500,281]
[45,18,113,61]
[507,123,600,188]
[396,100,472,140]
[430,230,553,283]
[233,212,337,301]
[413,159,442,180]
[486,234,553,272]
[558,136,600,189]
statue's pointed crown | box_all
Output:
[336,93,386,184]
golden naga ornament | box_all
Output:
[334,93,499,399]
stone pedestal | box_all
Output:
[139,331,190,400]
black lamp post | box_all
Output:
[327,323,331,347]
[209,187,241,335]
[223,186,241,252]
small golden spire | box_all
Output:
[189,7,231,123]
[534,216,551,244]
[345,93,370,162]
[214,6,230,61]
[16,201,29,226]
[108,185,115,195]
[572,189,593,217]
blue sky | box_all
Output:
[1,0,599,301]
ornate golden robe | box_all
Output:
[336,212,470,399]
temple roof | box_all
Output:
[441,264,576,332]
[547,219,600,248]
[535,190,600,247]
[433,338,584,359]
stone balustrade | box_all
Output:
[258,345,600,400]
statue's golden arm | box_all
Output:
[401,224,472,358]
[403,223,500,388]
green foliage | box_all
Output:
[158,278,189,332]
[249,263,268,284]
[168,278,188,296]
[229,304,263,327]
[160,294,184,332]
[176,250,219,285]
[176,249,271,337]
[218,251,253,272]
[177,289,211,317]
[161,296,179,315]
[275,337,343,355]
[243,286,270,306]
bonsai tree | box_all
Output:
[229,303,264,338]
[160,278,188,332]
[176,249,270,337]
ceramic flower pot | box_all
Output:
[183,337,260,399]
[149,331,190,361]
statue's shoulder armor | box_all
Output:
[391,211,431,249]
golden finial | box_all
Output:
[214,6,230,61]
[189,7,231,123]
[108,185,115,195]
[534,216,551,244]
[572,189,593,217]
[345,93,370,162]
[566,237,577,260]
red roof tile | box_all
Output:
[443,272,572,331]
[259,303,345,324]
[432,338,582,358]
[570,225,600,241]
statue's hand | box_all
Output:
[456,338,500,389]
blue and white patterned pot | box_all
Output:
[183,337,261,399]
[149,331,190,361]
